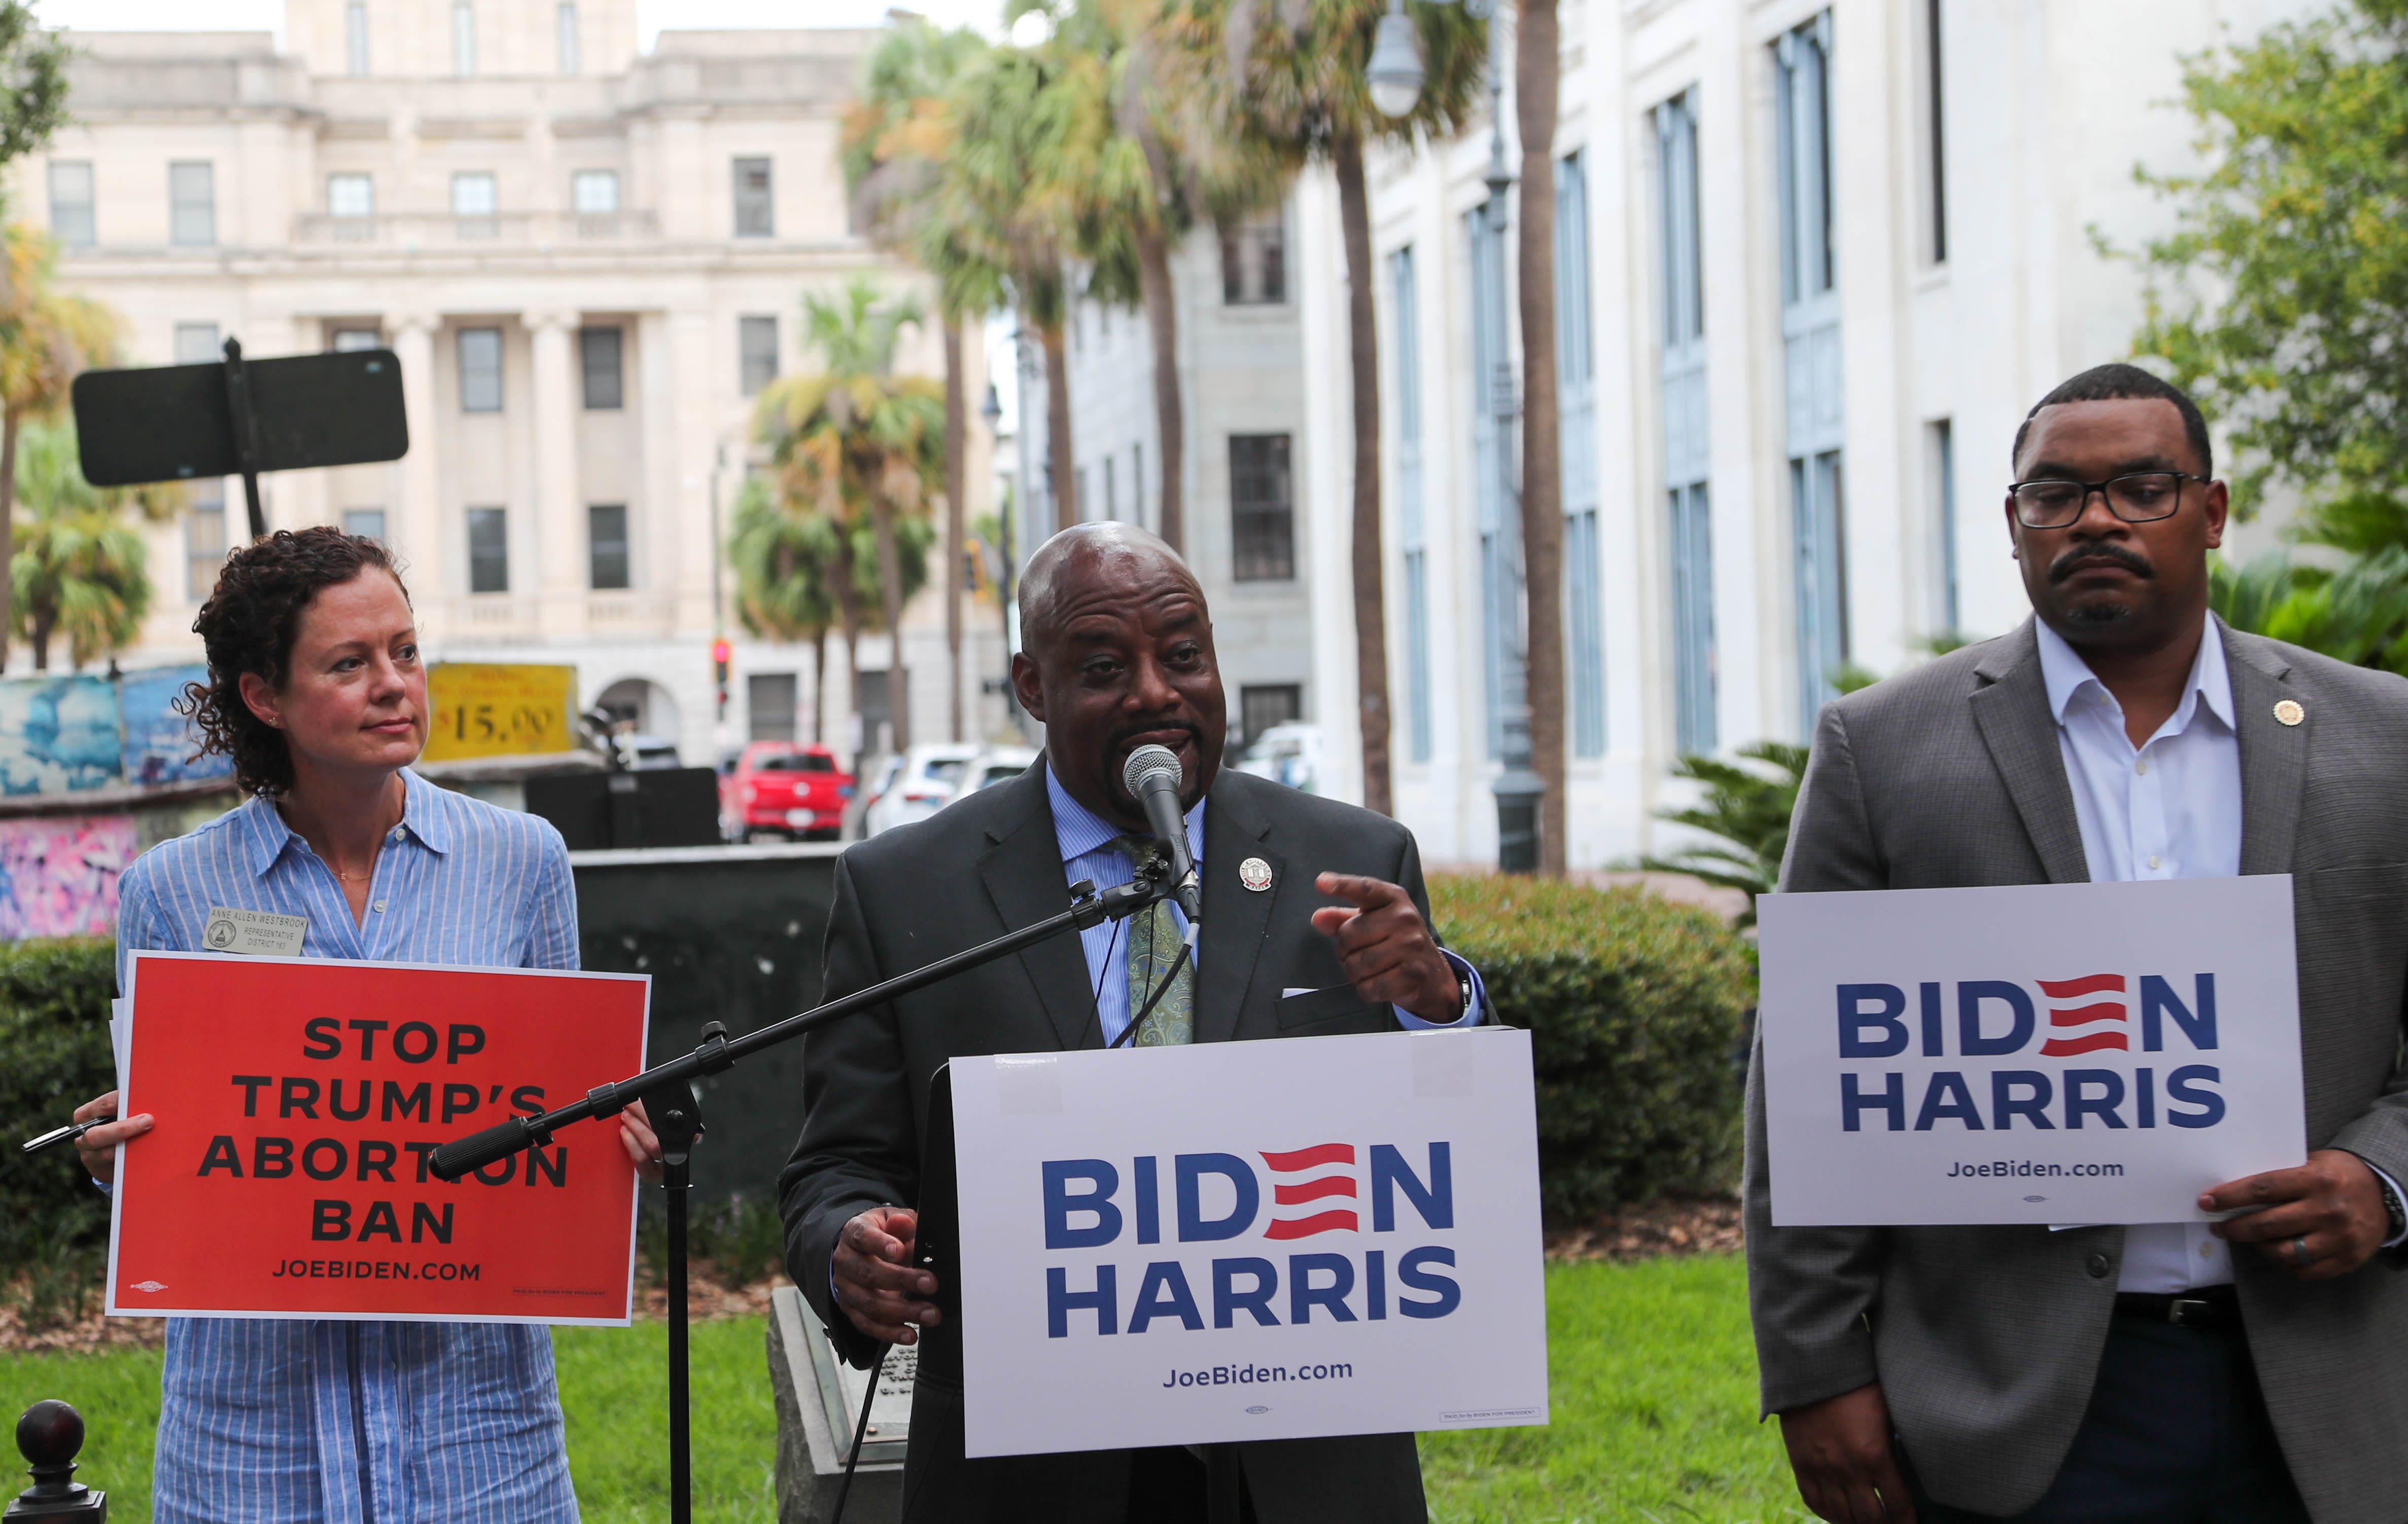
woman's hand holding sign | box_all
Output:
[2203,1148,2389,1279]
[71,1090,151,1187]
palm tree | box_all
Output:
[1033,0,1290,556]
[845,19,997,742]
[755,278,947,755]
[1208,0,1487,816]
[933,44,1083,527]
[1514,0,1567,874]
[0,224,117,673]
[731,477,841,742]
[1624,741,1811,929]
[9,418,179,671]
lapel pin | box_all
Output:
[2274,699,2304,727]
[1239,857,1273,892]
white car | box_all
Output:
[960,745,1039,795]
[860,742,980,836]
[1232,722,1321,794]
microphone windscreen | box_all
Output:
[1122,743,1182,797]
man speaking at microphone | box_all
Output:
[779,522,1485,1523]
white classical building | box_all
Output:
[16,4,1005,768]
[1285,0,2310,868]
[1026,198,1319,754]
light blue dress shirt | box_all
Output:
[1043,765,1485,1041]
[113,770,583,1524]
[2035,618,2405,1291]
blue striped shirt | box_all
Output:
[115,769,582,1524]
[1044,766,1485,1041]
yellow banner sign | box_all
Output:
[423,663,578,761]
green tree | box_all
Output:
[0,224,117,674]
[1206,0,1488,816]
[845,18,996,743]
[754,278,945,754]
[1624,742,1809,927]
[9,418,179,670]
[2210,546,2408,672]
[2129,0,2408,521]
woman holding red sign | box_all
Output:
[71,526,664,1524]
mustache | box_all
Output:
[2049,542,2154,583]
[1110,720,1203,754]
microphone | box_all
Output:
[1121,743,1203,926]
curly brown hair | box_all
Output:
[180,527,412,796]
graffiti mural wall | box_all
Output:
[0,813,139,939]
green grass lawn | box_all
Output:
[3,1255,1805,1523]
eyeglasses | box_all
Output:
[2006,471,2206,529]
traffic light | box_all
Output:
[712,636,731,712]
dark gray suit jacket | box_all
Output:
[779,764,1437,1524]
[1744,618,2408,1523]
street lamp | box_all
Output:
[1368,0,1540,871]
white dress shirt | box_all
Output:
[2035,618,2405,1290]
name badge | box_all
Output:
[202,907,307,958]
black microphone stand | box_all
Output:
[428,865,1172,1524]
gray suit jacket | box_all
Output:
[1744,618,2408,1523]
[778,764,1437,1524]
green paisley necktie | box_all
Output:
[1111,835,1194,1047]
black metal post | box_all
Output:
[219,338,267,542]
[8,1401,106,1522]
[642,1060,708,1524]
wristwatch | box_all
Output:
[2380,1172,2407,1246]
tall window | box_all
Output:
[1220,209,1286,304]
[467,507,508,593]
[458,327,503,412]
[328,172,373,220]
[451,171,497,239]
[186,491,226,600]
[572,169,618,214]
[452,1,477,76]
[581,326,623,409]
[1229,435,1294,581]
[48,161,93,250]
[739,315,778,395]
[330,327,381,352]
[1776,12,1847,733]
[1392,246,1433,764]
[173,323,221,365]
[557,3,581,75]
[1468,207,1521,761]
[588,504,630,590]
[1657,91,1716,755]
[169,162,215,247]
[1556,151,1604,759]
[748,673,797,742]
[1103,454,1118,521]
[343,508,386,542]
[732,158,774,238]
[1925,0,1948,264]
[345,1,369,76]
[1132,442,1145,530]
[1930,418,1959,633]
[1240,685,1302,748]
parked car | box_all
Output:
[859,742,980,836]
[721,741,852,841]
[1232,722,1322,795]
[960,745,1039,795]
[612,732,682,770]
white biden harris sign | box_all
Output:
[948,1026,1548,1458]
[1758,877,2307,1227]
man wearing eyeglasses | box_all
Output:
[1748,363,2408,1524]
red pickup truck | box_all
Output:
[721,742,852,842]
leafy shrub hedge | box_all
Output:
[1430,874,1755,1226]
[0,937,118,1325]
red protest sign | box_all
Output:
[106,951,650,1325]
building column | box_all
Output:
[529,309,581,632]
[391,313,443,595]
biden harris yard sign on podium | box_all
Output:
[1757,876,2307,1227]
[948,1026,1548,1458]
